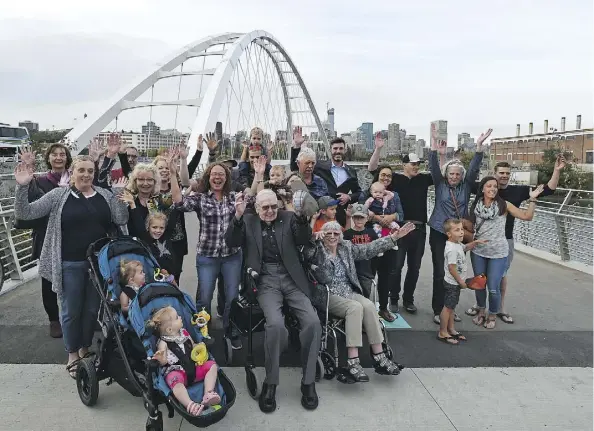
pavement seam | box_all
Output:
[410,368,459,431]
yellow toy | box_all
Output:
[190,342,209,366]
[191,307,211,340]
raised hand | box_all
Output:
[554,154,567,171]
[196,134,204,151]
[234,192,247,218]
[293,126,305,148]
[119,190,135,208]
[374,132,385,149]
[314,231,326,241]
[345,204,353,218]
[529,184,545,200]
[14,162,34,185]
[178,138,190,159]
[167,148,180,174]
[106,133,122,158]
[88,138,103,162]
[254,155,267,176]
[19,145,36,167]
[112,177,129,190]
[477,128,493,146]
[205,132,218,153]
[390,222,415,240]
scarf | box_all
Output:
[46,170,71,187]
[474,199,500,221]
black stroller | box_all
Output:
[77,236,236,430]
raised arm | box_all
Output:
[506,185,544,221]
[290,213,312,246]
[466,129,492,184]
[14,164,59,220]
[547,155,566,191]
[368,133,384,172]
[225,193,246,248]
[108,178,130,226]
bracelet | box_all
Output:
[529,199,537,203]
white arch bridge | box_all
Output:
[65,30,330,164]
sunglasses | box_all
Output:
[260,204,278,211]
[325,231,341,237]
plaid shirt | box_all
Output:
[174,191,239,257]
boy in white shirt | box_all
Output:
[438,219,486,345]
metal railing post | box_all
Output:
[0,212,24,281]
[555,190,573,261]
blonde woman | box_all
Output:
[13,156,129,378]
[123,163,161,238]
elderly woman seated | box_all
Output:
[306,220,415,382]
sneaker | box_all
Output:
[372,352,400,375]
[390,297,399,306]
[49,321,63,338]
[391,302,400,314]
[216,307,224,319]
[403,301,417,313]
[230,335,243,350]
[378,309,396,322]
[346,358,370,382]
[454,313,462,322]
[433,314,440,324]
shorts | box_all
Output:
[503,239,514,276]
[165,360,216,389]
[443,281,461,310]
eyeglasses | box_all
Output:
[409,162,421,166]
[210,172,226,178]
[137,178,155,183]
[260,204,278,211]
[325,231,341,237]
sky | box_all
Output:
[1,0,592,145]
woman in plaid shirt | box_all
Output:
[171,160,243,349]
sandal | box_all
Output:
[66,359,81,379]
[449,332,467,341]
[465,305,479,316]
[202,390,221,406]
[497,312,514,324]
[472,314,486,326]
[436,335,459,345]
[484,316,496,329]
[187,401,204,416]
[453,313,462,322]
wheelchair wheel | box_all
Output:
[224,337,233,365]
[320,351,336,380]
[245,368,260,400]
[77,357,99,406]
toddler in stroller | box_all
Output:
[80,236,235,430]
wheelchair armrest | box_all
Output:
[246,267,259,280]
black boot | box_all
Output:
[300,381,318,410]
[258,383,277,413]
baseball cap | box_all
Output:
[402,153,421,163]
[350,203,368,218]
[317,196,339,210]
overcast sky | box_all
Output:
[1,0,592,144]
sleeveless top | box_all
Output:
[472,213,509,259]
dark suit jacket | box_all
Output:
[290,148,362,226]
[225,210,313,296]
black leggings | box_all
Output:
[376,248,398,311]
[42,277,60,322]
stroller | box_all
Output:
[77,236,236,430]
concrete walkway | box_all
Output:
[1,365,591,431]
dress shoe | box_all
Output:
[49,321,63,338]
[258,383,277,413]
[300,382,318,410]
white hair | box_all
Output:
[256,189,277,204]
[320,221,343,238]
[296,146,317,162]
[440,159,466,178]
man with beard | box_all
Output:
[367,133,444,313]
[465,157,564,324]
[291,145,329,200]
[290,128,360,226]
[111,145,139,181]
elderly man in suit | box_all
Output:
[225,189,321,414]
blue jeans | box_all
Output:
[196,251,242,332]
[60,261,100,353]
[471,253,508,314]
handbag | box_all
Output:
[465,274,487,290]
[449,189,484,244]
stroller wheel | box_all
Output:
[245,367,260,400]
[224,337,233,365]
[145,411,163,431]
[320,351,336,380]
[77,357,99,406]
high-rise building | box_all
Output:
[388,123,400,154]
[19,120,39,133]
[357,122,374,152]
[430,120,448,147]
[327,108,335,135]
[415,138,426,156]
[457,132,475,150]
[142,121,160,136]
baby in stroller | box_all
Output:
[119,259,146,314]
[147,306,221,416]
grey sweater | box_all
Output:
[14,184,129,295]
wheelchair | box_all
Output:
[225,266,325,400]
[309,268,404,384]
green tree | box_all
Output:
[457,150,475,170]
[535,146,593,191]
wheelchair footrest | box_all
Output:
[335,367,358,384]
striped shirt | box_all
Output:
[174,190,239,258]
